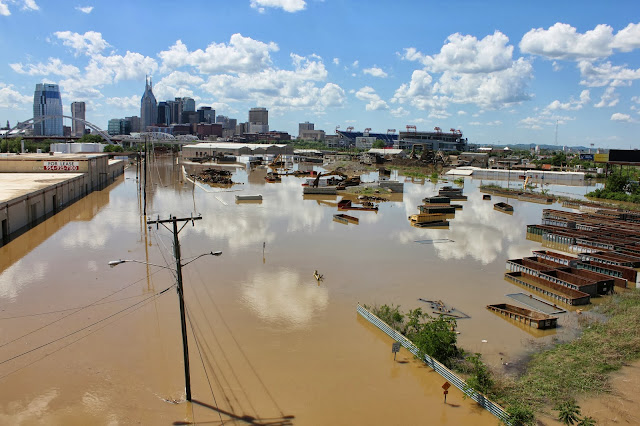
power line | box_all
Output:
[186,266,257,417]
[190,266,285,417]
[0,267,170,349]
[0,285,172,381]
[0,293,152,320]
[187,306,225,426]
[0,285,174,367]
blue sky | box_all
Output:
[1,0,639,148]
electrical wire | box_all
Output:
[0,293,153,320]
[0,285,175,367]
[187,297,241,413]
[0,285,173,381]
[186,267,255,416]
[0,266,171,348]
[190,266,285,417]
[186,306,225,426]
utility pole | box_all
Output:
[143,135,148,215]
[147,214,202,402]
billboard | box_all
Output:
[579,154,594,160]
[608,149,640,164]
[594,153,609,163]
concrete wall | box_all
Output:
[0,158,125,244]
[0,175,85,241]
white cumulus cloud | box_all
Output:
[611,112,634,122]
[397,31,532,111]
[0,83,31,108]
[363,66,388,78]
[405,31,514,73]
[578,60,640,87]
[75,5,93,13]
[0,0,39,15]
[105,95,139,109]
[10,58,80,77]
[545,89,591,111]
[200,53,344,111]
[355,86,389,111]
[521,22,640,60]
[22,0,38,10]
[54,30,110,56]
[250,0,306,13]
[594,87,619,108]
[159,34,278,74]
[611,23,640,52]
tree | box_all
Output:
[555,400,581,425]
[576,416,596,426]
[465,353,494,395]
[404,308,460,368]
[103,144,124,152]
[372,139,385,149]
[605,172,629,193]
[505,402,535,426]
[78,134,106,143]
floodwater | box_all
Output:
[0,157,607,424]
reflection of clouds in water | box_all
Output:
[396,188,525,264]
[0,388,58,423]
[242,269,328,329]
[192,176,328,252]
[275,178,325,233]
[0,259,47,301]
[61,197,141,250]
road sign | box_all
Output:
[442,381,451,390]
[392,342,401,360]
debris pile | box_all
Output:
[191,168,234,185]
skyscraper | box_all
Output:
[71,101,86,137]
[140,76,157,132]
[197,106,215,124]
[183,97,195,112]
[248,107,268,133]
[33,83,63,136]
[157,102,171,125]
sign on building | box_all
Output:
[43,161,80,171]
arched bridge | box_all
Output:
[4,115,112,144]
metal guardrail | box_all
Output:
[357,304,511,424]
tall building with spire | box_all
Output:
[33,83,63,136]
[140,76,157,132]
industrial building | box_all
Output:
[183,142,293,158]
[0,153,125,244]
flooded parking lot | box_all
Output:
[0,158,606,424]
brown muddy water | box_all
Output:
[0,158,608,424]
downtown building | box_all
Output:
[248,107,268,134]
[33,83,63,136]
[71,101,86,137]
[140,76,157,132]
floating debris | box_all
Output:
[191,168,234,185]
[414,239,455,244]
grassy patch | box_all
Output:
[501,290,640,417]
[366,291,640,423]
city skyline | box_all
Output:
[0,0,639,148]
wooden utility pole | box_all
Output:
[143,136,148,215]
[147,214,202,402]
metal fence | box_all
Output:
[357,304,511,425]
